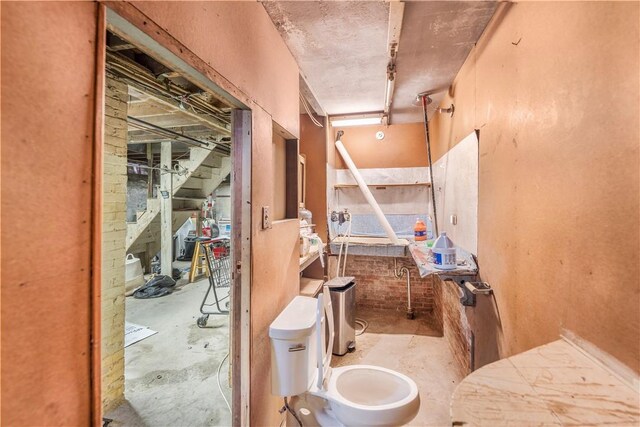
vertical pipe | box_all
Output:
[421,95,439,237]
[335,139,399,245]
[394,258,413,319]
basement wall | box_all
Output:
[1,2,98,425]
[101,74,128,412]
[334,255,434,317]
[432,278,472,378]
[429,2,640,374]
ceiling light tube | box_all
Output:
[384,74,395,111]
[331,117,382,127]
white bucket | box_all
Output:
[125,254,145,292]
[432,232,456,270]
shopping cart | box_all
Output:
[196,238,231,328]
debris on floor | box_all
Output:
[133,274,176,299]
[124,322,157,347]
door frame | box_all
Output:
[93,5,252,425]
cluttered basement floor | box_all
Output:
[105,268,232,427]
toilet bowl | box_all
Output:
[311,364,420,426]
[270,286,420,427]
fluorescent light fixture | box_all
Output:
[331,116,383,127]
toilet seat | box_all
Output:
[312,364,420,427]
[307,292,420,426]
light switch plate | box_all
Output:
[262,206,271,229]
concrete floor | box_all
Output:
[106,272,231,427]
[332,308,461,426]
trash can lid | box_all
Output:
[325,276,355,288]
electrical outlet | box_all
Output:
[450,214,457,225]
[262,206,272,229]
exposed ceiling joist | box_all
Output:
[106,50,230,122]
[299,73,325,117]
[127,85,231,136]
[387,2,405,57]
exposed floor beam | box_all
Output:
[128,86,231,136]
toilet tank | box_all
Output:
[269,296,318,397]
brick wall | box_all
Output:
[330,255,434,317]
[101,74,128,412]
[433,277,472,377]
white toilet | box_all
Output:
[269,286,420,426]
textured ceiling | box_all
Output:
[263,1,497,123]
[264,1,390,115]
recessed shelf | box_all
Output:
[300,277,324,297]
[299,244,324,272]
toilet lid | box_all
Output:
[325,365,419,409]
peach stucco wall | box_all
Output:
[3,1,300,425]
[430,2,640,373]
[1,2,98,425]
[333,122,429,169]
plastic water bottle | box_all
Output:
[414,219,427,241]
[432,232,456,270]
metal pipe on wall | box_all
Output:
[335,135,400,245]
[421,95,440,237]
[394,258,413,319]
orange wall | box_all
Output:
[430,2,640,373]
[2,1,301,425]
[1,2,98,425]
[300,114,328,240]
[333,122,428,169]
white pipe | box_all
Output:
[335,140,400,245]
[342,220,352,277]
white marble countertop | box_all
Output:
[450,339,640,426]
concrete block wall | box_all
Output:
[101,74,128,412]
[334,255,434,317]
[433,277,472,377]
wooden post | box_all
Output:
[160,141,172,276]
[231,109,252,426]
[146,143,153,197]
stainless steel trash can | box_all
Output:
[326,276,356,355]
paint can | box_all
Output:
[125,254,145,292]
[431,232,456,270]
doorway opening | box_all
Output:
[99,15,250,425]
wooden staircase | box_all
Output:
[126,145,231,254]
